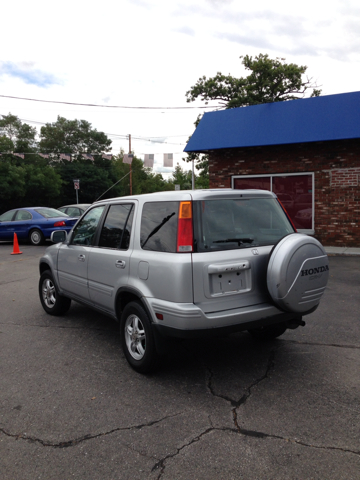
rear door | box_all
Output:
[87,202,135,314]
[13,209,33,240]
[191,195,294,313]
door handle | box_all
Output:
[78,254,86,262]
[116,260,126,269]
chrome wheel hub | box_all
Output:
[42,279,56,308]
[124,314,146,360]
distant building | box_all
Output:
[184,91,360,247]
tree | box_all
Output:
[53,160,115,205]
[0,134,14,156]
[0,114,22,141]
[0,161,26,212]
[39,116,112,158]
[167,163,193,190]
[184,54,321,179]
[0,114,37,153]
[186,53,321,109]
[110,153,170,198]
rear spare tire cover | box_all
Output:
[267,233,329,314]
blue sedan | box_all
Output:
[0,207,78,245]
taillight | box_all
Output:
[54,221,66,227]
[277,199,297,232]
[177,201,193,252]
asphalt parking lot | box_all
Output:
[0,242,359,479]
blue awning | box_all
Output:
[184,91,360,153]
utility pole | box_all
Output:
[192,158,195,190]
[129,134,132,195]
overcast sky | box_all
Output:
[1,0,359,175]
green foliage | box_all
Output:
[0,135,14,156]
[0,113,22,141]
[186,53,321,108]
[164,163,209,190]
[16,123,38,153]
[109,154,171,199]
[182,115,209,185]
[39,116,112,158]
[22,164,62,206]
[53,159,116,205]
[0,113,182,213]
[0,161,27,211]
[167,163,193,190]
[0,114,37,154]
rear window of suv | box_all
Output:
[141,201,179,252]
[193,198,294,252]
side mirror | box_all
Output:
[51,230,67,244]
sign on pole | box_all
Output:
[73,179,80,204]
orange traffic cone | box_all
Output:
[11,233,23,255]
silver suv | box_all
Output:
[39,189,329,373]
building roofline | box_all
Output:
[184,91,360,153]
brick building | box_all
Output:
[184,91,360,247]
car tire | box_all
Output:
[120,301,160,374]
[248,322,287,340]
[29,228,44,246]
[39,271,71,315]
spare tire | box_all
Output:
[267,233,329,314]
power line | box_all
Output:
[0,94,216,110]
[1,115,189,147]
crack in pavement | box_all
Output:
[206,349,276,408]
[151,421,360,480]
[151,426,220,479]
[0,322,115,332]
[284,339,360,350]
[231,413,360,457]
[0,276,35,285]
[0,412,182,449]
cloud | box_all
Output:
[0,61,61,87]
[215,31,273,49]
[173,25,196,36]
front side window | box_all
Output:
[141,202,179,252]
[98,204,134,249]
[0,210,16,222]
[71,206,105,245]
[193,198,294,252]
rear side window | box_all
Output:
[15,210,32,221]
[98,204,134,249]
[193,198,294,252]
[35,208,67,218]
[141,202,179,252]
[66,207,82,217]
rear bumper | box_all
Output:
[144,297,299,338]
[153,312,299,339]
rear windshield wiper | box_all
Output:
[213,237,255,246]
[142,212,176,248]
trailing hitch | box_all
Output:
[286,318,306,330]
